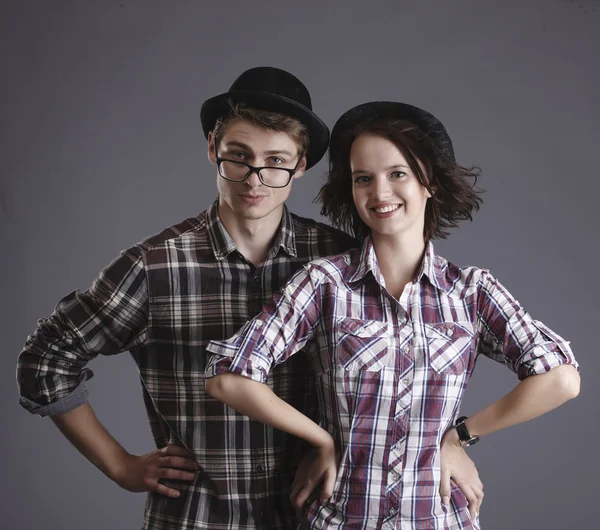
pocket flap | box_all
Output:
[424,322,473,375]
[337,318,388,338]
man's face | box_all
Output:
[208,119,306,224]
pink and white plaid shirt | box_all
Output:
[206,237,578,530]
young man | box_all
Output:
[17,68,482,529]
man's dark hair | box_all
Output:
[212,101,309,157]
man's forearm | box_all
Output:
[466,364,580,438]
[50,402,129,482]
[206,372,332,449]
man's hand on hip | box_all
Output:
[113,445,200,498]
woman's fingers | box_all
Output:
[291,485,313,512]
[320,465,337,501]
[440,465,452,505]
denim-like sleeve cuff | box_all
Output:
[18,368,94,417]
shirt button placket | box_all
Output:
[248,269,263,316]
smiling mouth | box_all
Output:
[371,204,402,213]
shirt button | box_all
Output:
[402,378,410,385]
[256,321,263,328]
[255,463,265,473]
[389,506,397,516]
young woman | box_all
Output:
[205,102,580,529]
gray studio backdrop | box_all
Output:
[2,1,598,529]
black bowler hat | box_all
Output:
[200,67,329,170]
[330,101,455,162]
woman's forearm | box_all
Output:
[466,364,580,438]
[206,372,333,449]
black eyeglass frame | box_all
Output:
[214,144,304,189]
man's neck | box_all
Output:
[217,200,284,267]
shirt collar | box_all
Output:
[344,236,452,293]
[415,241,453,293]
[206,199,297,261]
[343,236,379,284]
[270,205,297,258]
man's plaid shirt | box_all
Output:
[17,200,357,530]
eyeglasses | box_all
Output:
[214,145,303,189]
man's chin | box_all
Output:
[223,198,286,223]
[237,205,273,221]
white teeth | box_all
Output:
[373,205,400,213]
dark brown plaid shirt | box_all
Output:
[17,200,357,530]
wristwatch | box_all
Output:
[455,416,479,447]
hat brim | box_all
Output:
[330,102,455,162]
[201,91,329,170]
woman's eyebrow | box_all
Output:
[351,164,410,176]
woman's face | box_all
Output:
[350,133,431,240]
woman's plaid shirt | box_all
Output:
[17,200,357,530]
[206,237,578,530]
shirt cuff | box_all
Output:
[205,321,273,383]
[517,321,579,379]
[18,368,94,417]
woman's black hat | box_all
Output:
[201,67,329,169]
[330,101,455,162]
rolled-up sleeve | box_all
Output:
[476,271,578,380]
[17,247,149,416]
[206,265,322,383]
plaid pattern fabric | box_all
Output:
[206,237,578,530]
[17,199,357,530]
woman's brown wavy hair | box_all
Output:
[318,117,483,241]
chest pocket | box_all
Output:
[336,318,388,372]
[424,322,474,375]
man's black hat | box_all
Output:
[201,67,329,169]
[330,101,455,162]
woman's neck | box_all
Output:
[371,231,427,299]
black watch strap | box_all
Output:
[455,416,479,447]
